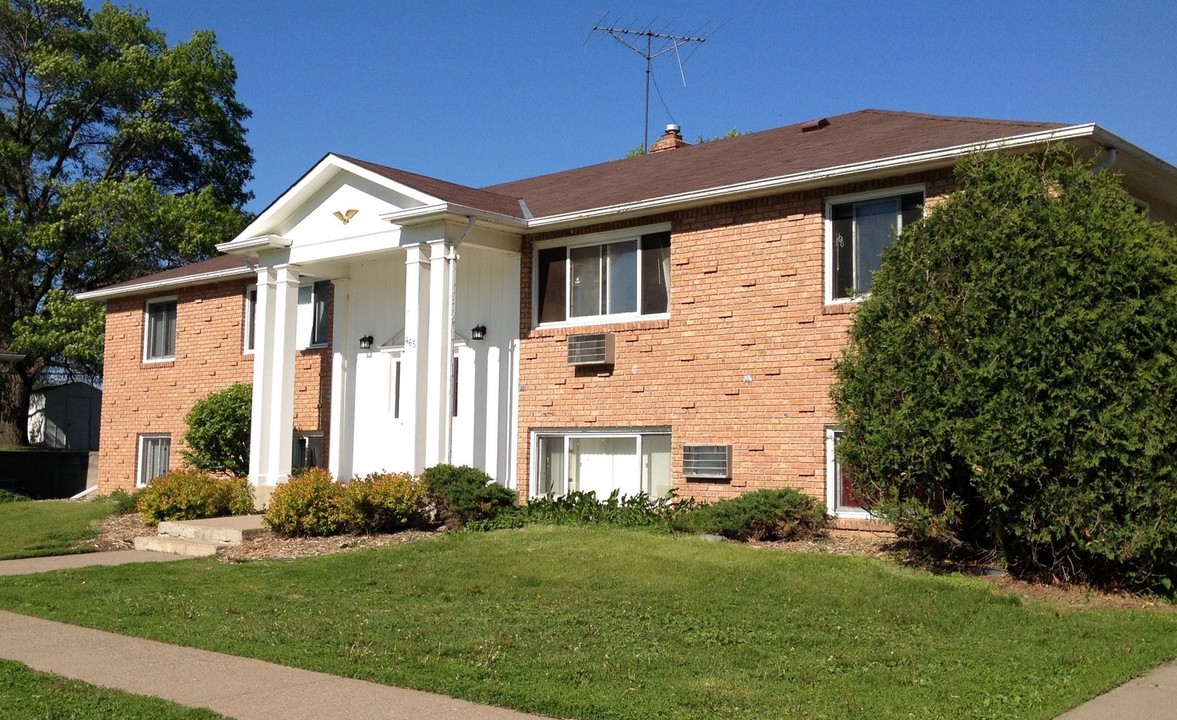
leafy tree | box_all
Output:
[0,0,253,445]
[833,146,1177,591]
[182,383,251,477]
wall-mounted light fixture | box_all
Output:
[471,325,487,341]
[359,335,374,350]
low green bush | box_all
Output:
[106,489,142,515]
[265,468,355,537]
[0,489,29,503]
[136,470,254,526]
[469,490,697,531]
[347,472,428,533]
[421,464,515,529]
[671,489,830,542]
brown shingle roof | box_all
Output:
[78,254,254,297]
[481,109,1066,217]
[335,155,525,218]
[81,109,1071,296]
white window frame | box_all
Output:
[244,284,257,354]
[824,185,925,305]
[825,427,870,519]
[142,297,178,362]
[530,428,672,499]
[533,223,671,328]
[136,433,171,488]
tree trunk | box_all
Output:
[0,370,33,447]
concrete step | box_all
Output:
[133,536,222,557]
[156,515,266,545]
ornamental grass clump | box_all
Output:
[136,470,253,526]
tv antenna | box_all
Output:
[588,18,713,152]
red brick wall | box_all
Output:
[96,279,333,493]
[515,170,955,506]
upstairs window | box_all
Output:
[244,285,257,353]
[828,190,923,301]
[296,280,331,348]
[536,229,670,325]
[144,298,177,361]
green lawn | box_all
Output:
[0,499,114,560]
[0,659,225,719]
[0,526,1173,720]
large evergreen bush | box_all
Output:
[182,383,251,477]
[833,147,1177,591]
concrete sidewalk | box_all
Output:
[1055,659,1177,719]
[0,610,550,720]
[0,550,188,576]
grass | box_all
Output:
[0,499,114,560]
[0,659,226,719]
[0,526,1174,719]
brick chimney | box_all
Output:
[649,124,689,153]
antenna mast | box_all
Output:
[590,22,708,152]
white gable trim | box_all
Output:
[218,154,447,254]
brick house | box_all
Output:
[79,109,1177,521]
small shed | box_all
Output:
[28,382,101,451]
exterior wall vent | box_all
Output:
[683,444,733,479]
[567,332,615,366]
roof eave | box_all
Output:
[75,265,256,302]
[216,233,293,256]
[380,203,529,232]
[524,124,1103,231]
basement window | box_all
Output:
[825,427,869,519]
[533,430,671,499]
[137,434,171,487]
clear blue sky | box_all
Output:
[92,1,1177,214]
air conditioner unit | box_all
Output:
[682,444,733,479]
[567,332,615,366]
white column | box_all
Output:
[248,267,274,485]
[401,245,430,473]
[328,278,353,482]
[249,263,300,487]
[425,240,455,467]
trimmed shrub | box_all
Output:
[347,472,428,533]
[182,384,252,477]
[670,489,830,542]
[136,470,254,526]
[421,464,515,529]
[264,468,355,537]
[833,147,1177,591]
